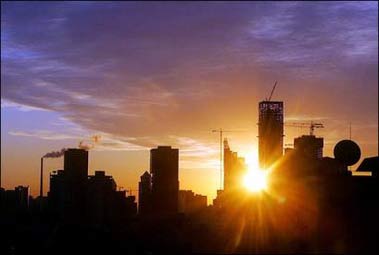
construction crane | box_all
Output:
[265,81,278,101]
[212,129,246,190]
[285,121,324,136]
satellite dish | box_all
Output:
[333,140,361,166]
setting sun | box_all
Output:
[243,169,269,192]
[242,151,269,192]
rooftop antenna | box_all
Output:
[349,122,352,171]
[40,158,44,198]
[349,122,352,140]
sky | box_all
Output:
[1,1,378,202]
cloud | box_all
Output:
[1,2,377,159]
[7,128,219,167]
[8,129,148,151]
[1,99,50,112]
[8,130,80,140]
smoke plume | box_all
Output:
[78,135,101,150]
[43,148,66,158]
[78,141,94,150]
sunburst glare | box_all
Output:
[242,151,269,192]
[243,168,268,192]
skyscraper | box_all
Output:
[63,148,88,223]
[224,138,247,191]
[150,146,179,214]
[138,171,152,215]
[64,148,88,181]
[258,101,284,169]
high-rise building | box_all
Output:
[48,170,65,217]
[258,101,284,169]
[87,171,116,225]
[150,146,179,214]
[224,138,247,191]
[63,148,88,223]
[294,135,324,159]
[138,171,152,215]
[64,148,88,181]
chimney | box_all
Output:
[40,157,43,198]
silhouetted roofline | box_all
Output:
[259,101,283,104]
[356,156,379,172]
[141,171,151,177]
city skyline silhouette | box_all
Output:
[1,1,377,201]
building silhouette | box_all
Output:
[48,170,65,218]
[178,190,207,214]
[138,171,152,215]
[212,139,248,210]
[357,156,379,177]
[258,101,283,169]
[0,186,29,213]
[150,146,179,215]
[1,139,379,254]
[87,170,136,225]
[48,149,89,222]
[116,190,137,219]
[294,135,324,159]
[223,138,247,191]
[87,170,116,225]
[63,148,88,223]
[49,151,137,224]
[64,148,88,181]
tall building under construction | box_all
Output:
[258,101,284,169]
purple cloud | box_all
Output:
[1,2,377,152]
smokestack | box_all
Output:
[40,148,66,198]
[40,157,43,198]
